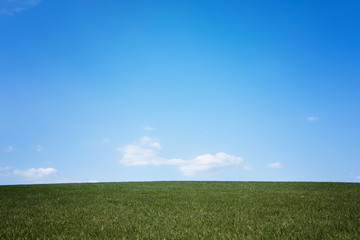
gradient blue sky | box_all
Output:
[1,0,359,185]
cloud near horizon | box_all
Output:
[117,136,249,176]
[14,167,57,180]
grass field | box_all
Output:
[0,181,359,239]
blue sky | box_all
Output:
[1,0,359,184]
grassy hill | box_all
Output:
[0,181,359,239]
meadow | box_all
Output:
[0,181,359,239]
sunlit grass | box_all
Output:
[1,181,359,239]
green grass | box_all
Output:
[0,182,359,239]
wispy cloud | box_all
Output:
[243,164,253,171]
[117,136,250,176]
[267,162,283,168]
[0,166,12,176]
[144,126,155,131]
[3,146,14,152]
[139,136,161,149]
[35,145,43,152]
[357,176,360,181]
[307,116,318,122]
[0,0,42,15]
[0,166,11,171]
[14,167,57,180]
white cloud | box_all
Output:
[103,138,110,143]
[179,152,244,176]
[118,136,248,176]
[119,145,160,166]
[3,146,14,152]
[36,145,43,152]
[139,136,162,149]
[144,126,155,131]
[14,167,57,180]
[150,141,161,149]
[139,136,152,145]
[267,162,283,168]
[307,116,318,122]
[0,0,42,15]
